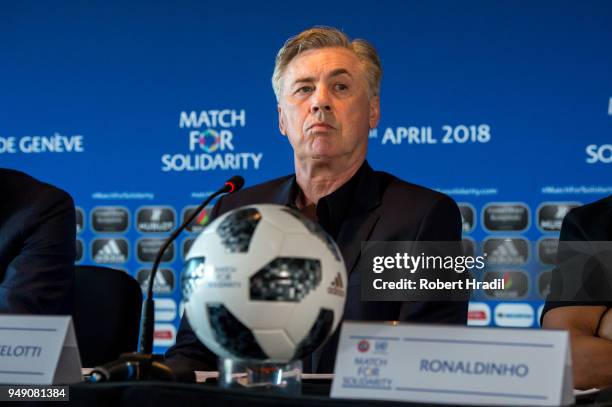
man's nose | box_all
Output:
[310,87,332,113]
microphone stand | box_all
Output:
[89,176,244,382]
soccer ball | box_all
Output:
[181,204,347,363]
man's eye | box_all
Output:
[334,83,349,91]
[295,86,314,94]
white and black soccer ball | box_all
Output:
[181,204,347,363]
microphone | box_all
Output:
[89,175,245,382]
[140,175,244,354]
[223,175,244,194]
[88,360,174,382]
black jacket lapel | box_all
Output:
[273,176,297,206]
[337,211,380,275]
[335,162,383,275]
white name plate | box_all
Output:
[331,321,573,406]
[0,315,82,384]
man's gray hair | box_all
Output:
[272,26,382,101]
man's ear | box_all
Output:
[278,104,287,136]
[369,95,380,129]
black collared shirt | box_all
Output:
[287,161,371,241]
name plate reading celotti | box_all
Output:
[331,321,573,406]
[0,315,82,384]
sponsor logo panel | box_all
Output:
[467,302,491,326]
[91,206,130,233]
[458,203,476,233]
[154,298,177,322]
[482,203,530,232]
[136,268,176,294]
[183,205,214,233]
[76,207,85,234]
[137,238,175,263]
[483,237,529,265]
[494,303,534,327]
[154,323,177,347]
[136,206,176,233]
[91,238,129,264]
[483,270,529,299]
[538,270,552,299]
[538,237,559,265]
[536,202,580,232]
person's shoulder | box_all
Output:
[0,168,73,207]
[218,174,293,211]
[561,195,612,241]
[0,168,37,188]
[370,169,461,240]
[236,175,294,196]
[564,195,612,228]
[374,170,456,208]
[569,195,612,219]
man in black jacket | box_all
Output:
[542,196,612,389]
[0,169,75,314]
[166,27,466,373]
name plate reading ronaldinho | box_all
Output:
[331,322,574,406]
[0,315,82,384]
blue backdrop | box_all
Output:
[1,0,611,352]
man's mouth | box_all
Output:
[308,122,335,131]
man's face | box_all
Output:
[277,47,380,165]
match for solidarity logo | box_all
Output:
[161,109,264,172]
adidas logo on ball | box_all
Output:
[327,272,346,297]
